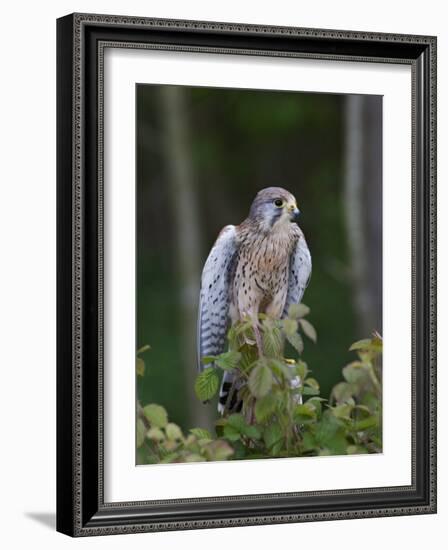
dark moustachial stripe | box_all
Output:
[269,209,282,228]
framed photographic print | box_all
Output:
[56,13,437,536]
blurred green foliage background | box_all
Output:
[136,85,382,435]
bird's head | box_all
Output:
[248,187,300,232]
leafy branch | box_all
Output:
[137,306,382,463]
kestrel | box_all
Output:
[197,187,312,412]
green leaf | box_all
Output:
[262,321,283,357]
[331,382,356,403]
[353,404,372,415]
[243,424,262,440]
[294,403,317,423]
[354,415,378,431]
[342,362,368,384]
[189,428,212,440]
[349,336,382,353]
[360,391,380,410]
[137,344,151,354]
[227,413,246,431]
[158,444,176,458]
[204,440,234,461]
[305,377,320,390]
[226,414,262,440]
[143,404,168,428]
[147,427,165,442]
[215,351,242,371]
[295,360,308,381]
[231,440,249,460]
[263,423,283,453]
[165,423,183,441]
[194,368,220,401]
[136,418,146,448]
[306,396,326,417]
[307,396,327,402]
[269,359,292,380]
[371,334,383,352]
[136,357,145,377]
[299,318,317,343]
[201,355,217,365]
[282,318,298,336]
[231,319,254,340]
[223,425,241,441]
[163,439,179,451]
[331,403,353,420]
[288,303,310,319]
[255,393,277,422]
[238,344,258,371]
[315,411,347,454]
[302,386,320,396]
[286,331,304,354]
[248,363,273,398]
[301,431,317,452]
[349,338,373,351]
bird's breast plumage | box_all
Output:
[230,222,300,320]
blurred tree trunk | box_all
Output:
[344,95,383,337]
[159,86,212,430]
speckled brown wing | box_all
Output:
[197,225,238,372]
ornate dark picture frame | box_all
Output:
[56,13,437,537]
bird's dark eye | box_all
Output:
[274,199,284,208]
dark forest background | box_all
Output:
[136,84,382,434]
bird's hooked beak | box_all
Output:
[288,203,301,222]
